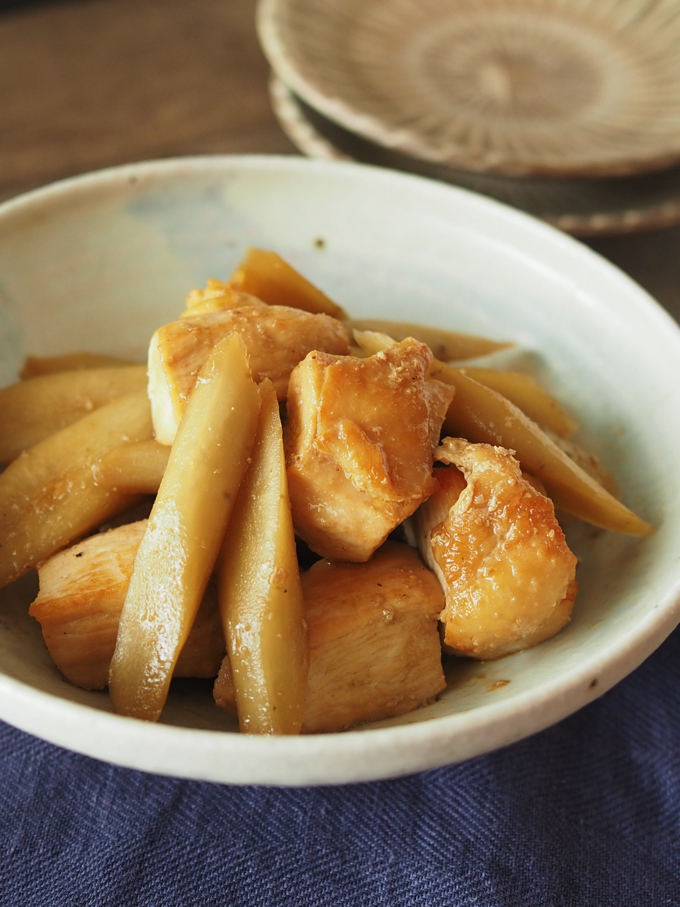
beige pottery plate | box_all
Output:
[259,0,680,178]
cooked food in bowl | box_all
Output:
[0,247,652,737]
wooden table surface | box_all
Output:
[1,0,678,320]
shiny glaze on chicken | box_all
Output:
[148,304,349,444]
[284,338,454,561]
[416,438,578,659]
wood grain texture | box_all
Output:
[0,0,677,322]
[0,0,294,200]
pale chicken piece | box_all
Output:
[148,305,349,445]
[214,541,446,732]
[29,521,225,690]
[415,438,578,660]
[284,338,454,561]
[301,542,446,732]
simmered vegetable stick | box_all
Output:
[20,352,139,379]
[354,331,652,536]
[29,521,225,690]
[148,304,349,445]
[0,365,147,462]
[0,390,152,590]
[446,382,648,536]
[547,431,618,498]
[217,379,308,735]
[96,440,170,494]
[435,369,652,535]
[458,367,578,439]
[344,319,512,362]
[458,370,609,493]
[230,247,347,319]
[214,541,445,733]
[109,333,261,722]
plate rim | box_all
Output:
[257,0,680,180]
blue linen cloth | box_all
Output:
[1,625,679,907]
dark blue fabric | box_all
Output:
[2,627,679,907]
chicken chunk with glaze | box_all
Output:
[415,437,578,659]
[284,338,454,561]
[29,521,225,689]
[148,304,349,444]
[214,541,446,732]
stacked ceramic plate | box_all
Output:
[258,0,680,235]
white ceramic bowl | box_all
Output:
[1,156,679,786]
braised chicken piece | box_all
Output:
[29,521,225,689]
[300,541,446,732]
[148,305,349,444]
[415,438,578,660]
[214,541,446,732]
[33,525,444,732]
[284,338,454,561]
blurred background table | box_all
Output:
[1,0,679,321]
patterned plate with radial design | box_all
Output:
[258,0,680,178]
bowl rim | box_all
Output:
[1,153,680,786]
[256,0,680,179]
[268,75,680,238]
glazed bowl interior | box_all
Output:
[0,155,679,786]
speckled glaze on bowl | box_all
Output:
[0,156,679,786]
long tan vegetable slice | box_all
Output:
[458,367,578,439]
[30,521,225,690]
[214,541,445,732]
[148,304,349,445]
[545,430,618,498]
[95,440,170,494]
[217,379,308,735]
[354,331,651,536]
[440,369,650,535]
[435,367,648,534]
[230,247,347,319]
[20,352,139,379]
[108,332,260,722]
[0,390,152,590]
[344,319,512,362]
[0,365,147,462]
